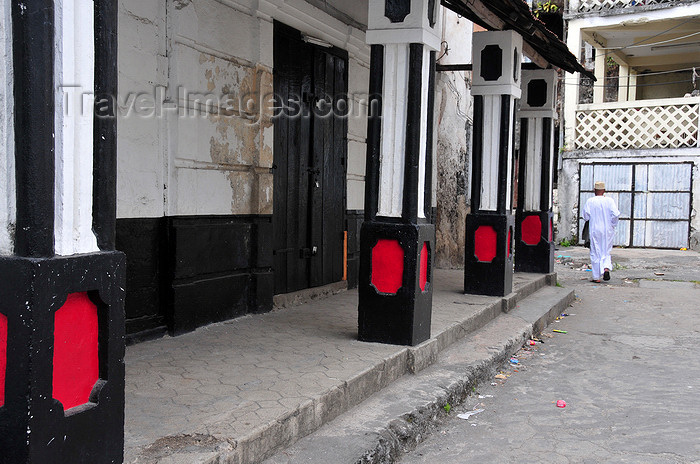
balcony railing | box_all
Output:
[574,97,700,150]
[576,0,676,13]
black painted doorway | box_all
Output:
[272,22,348,295]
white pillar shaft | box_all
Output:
[522,117,555,211]
[378,43,409,218]
[593,48,605,104]
[0,0,14,255]
[563,23,581,150]
[618,64,629,102]
[480,95,500,211]
[54,0,98,255]
[505,100,514,212]
[546,127,553,210]
[479,95,514,212]
[524,118,543,212]
[416,46,431,219]
[629,70,638,101]
[376,44,433,219]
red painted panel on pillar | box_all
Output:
[549,218,553,242]
[371,239,404,294]
[474,226,497,263]
[419,242,428,292]
[0,312,6,408]
[53,292,99,411]
[521,215,542,246]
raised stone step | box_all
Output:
[124,271,559,464]
[264,286,575,464]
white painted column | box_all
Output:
[377,43,410,217]
[480,95,502,211]
[416,45,431,218]
[520,69,557,212]
[563,20,582,150]
[618,64,629,102]
[0,0,14,255]
[593,47,605,104]
[524,118,543,211]
[366,0,443,219]
[471,30,522,213]
[54,0,99,255]
[628,70,638,101]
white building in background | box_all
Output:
[559,0,700,250]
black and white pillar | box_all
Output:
[465,31,522,297]
[515,69,557,274]
[359,0,441,346]
[0,0,124,462]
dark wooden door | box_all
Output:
[273,23,347,295]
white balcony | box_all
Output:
[574,97,700,150]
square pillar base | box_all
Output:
[358,221,434,346]
[515,210,555,274]
[464,213,514,297]
[0,252,125,464]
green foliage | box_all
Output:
[443,403,451,413]
[556,281,564,288]
[533,0,559,17]
[559,238,572,247]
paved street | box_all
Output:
[400,247,700,464]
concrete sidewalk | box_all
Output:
[124,270,565,464]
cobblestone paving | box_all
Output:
[124,269,542,462]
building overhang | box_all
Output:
[441,0,596,79]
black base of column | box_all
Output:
[515,211,555,274]
[464,213,514,297]
[358,221,434,346]
[0,252,125,464]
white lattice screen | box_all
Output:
[575,98,700,150]
[577,0,674,12]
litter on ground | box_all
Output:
[457,409,485,420]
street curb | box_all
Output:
[357,287,575,463]
[407,272,555,374]
[264,286,575,464]
[233,274,560,464]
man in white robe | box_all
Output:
[582,181,620,282]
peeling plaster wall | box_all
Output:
[557,149,700,251]
[0,0,14,255]
[117,0,370,219]
[169,0,273,216]
[347,56,371,210]
[434,12,473,269]
[117,0,167,218]
[558,156,580,242]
